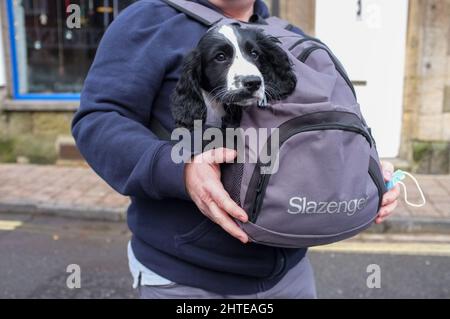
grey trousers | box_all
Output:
[139,256,317,299]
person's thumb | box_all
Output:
[202,148,237,164]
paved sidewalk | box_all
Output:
[0,164,449,232]
[0,164,129,221]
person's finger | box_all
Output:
[197,194,248,243]
[207,201,249,243]
[375,200,398,224]
[197,148,237,164]
[382,184,400,206]
[193,199,210,217]
[207,182,248,222]
[379,199,398,217]
[381,161,395,182]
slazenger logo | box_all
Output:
[287,196,368,216]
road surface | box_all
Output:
[0,213,448,299]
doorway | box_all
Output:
[315,0,409,158]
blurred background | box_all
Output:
[0,0,449,299]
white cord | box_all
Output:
[397,172,426,208]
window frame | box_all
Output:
[6,0,81,101]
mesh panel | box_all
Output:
[221,163,244,205]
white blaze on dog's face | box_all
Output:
[217,25,265,106]
[172,23,297,128]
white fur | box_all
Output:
[218,25,265,102]
[202,90,226,127]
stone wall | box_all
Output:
[0,108,73,164]
[400,0,450,173]
[275,0,316,35]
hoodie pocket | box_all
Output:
[174,217,278,278]
[175,218,215,246]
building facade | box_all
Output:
[0,0,135,163]
[0,0,449,173]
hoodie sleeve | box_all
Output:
[72,1,189,201]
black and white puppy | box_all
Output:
[171,24,297,129]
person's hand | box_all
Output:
[185,148,249,243]
[376,161,401,224]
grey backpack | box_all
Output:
[158,0,388,248]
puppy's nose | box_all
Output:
[242,76,262,92]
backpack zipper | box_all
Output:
[250,123,372,222]
[297,45,357,98]
[288,36,326,51]
[287,36,356,97]
[297,46,322,63]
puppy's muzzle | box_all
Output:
[242,76,262,93]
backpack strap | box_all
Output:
[265,16,294,31]
[161,0,224,26]
[368,157,388,211]
[163,0,294,29]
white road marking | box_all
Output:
[1,217,449,257]
[311,241,450,257]
[0,220,23,231]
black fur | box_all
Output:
[171,26,297,129]
[171,49,206,129]
[254,32,297,99]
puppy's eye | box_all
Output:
[215,53,227,62]
[250,49,259,60]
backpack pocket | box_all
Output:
[240,111,383,248]
[298,45,356,98]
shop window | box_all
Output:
[6,0,136,100]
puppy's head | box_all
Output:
[172,24,297,128]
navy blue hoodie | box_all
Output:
[72,0,306,295]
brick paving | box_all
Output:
[0,164,449,223]
[0,164,130,221]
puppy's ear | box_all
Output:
[171,49,205,129]
[256,33,297,100]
